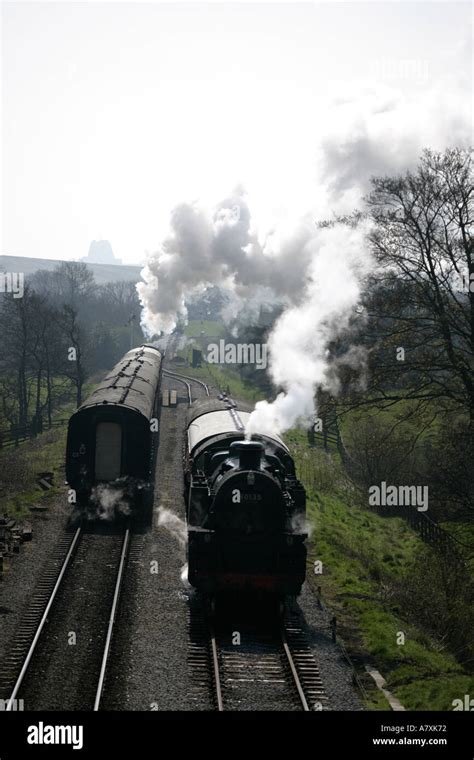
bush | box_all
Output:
[392,546,474,669]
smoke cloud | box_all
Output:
[137,190,317,335]
[137,70,471,436]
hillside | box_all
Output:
[0,254,142,285]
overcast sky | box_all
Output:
[1,1,472,264]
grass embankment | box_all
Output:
[179,363,265,404]
[308,491,472,710]
[176,321,265,404]
[338,401,474,581]
[183,319,226,338]
[0,429,67,519]
[285,433,474,710]
[0,382,96,520]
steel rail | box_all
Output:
[6,526,82,711]
[94,528,131,711]
[163,369,192,404]
[208,621,224,712]
[281,627,310,711]
[164,369,209,397]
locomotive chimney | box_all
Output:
[230,440,263,470]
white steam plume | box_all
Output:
[156,506,187,550]
[137,70,471,435]
[89,481,132,521]
[246,222,373,437]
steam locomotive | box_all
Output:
[184,397,307,597]
[66,345,162,519]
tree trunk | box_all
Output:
[35,367,42,435]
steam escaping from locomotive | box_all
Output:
[137,79,470,436]
[136,189,316,337]
[245,222,373,438]
[137,198,374,437]
[156,506,187,550]
[89,482,132,521]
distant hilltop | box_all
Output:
[82,239,122,266]
[0,254,142,285]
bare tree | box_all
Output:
[31,261,97,311]
[361,147,473,420]
[29,298,65,429]
[328,148,473,521]
[59,305,89,407]
[0,288,36,428]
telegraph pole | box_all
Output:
[126,314,136,349]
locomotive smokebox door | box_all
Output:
[95,421,122,480]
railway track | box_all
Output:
[94,528,130,710]
[163,370,193,405]
[1,526,131,711]
[156,367,210,519]
[159,330,210,401]
[0,529,80,703]
[188,603,328,711]
[163,368,210,401]
[169,370,210,397]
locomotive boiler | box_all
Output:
[184,397,307,597]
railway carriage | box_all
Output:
[66,345,163,518]
[184,397,307,598]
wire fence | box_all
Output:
[308,415,471,572]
